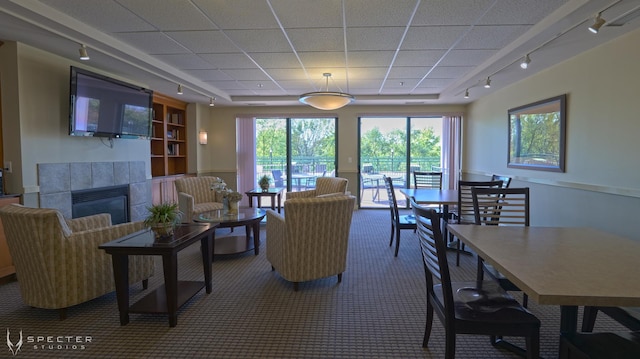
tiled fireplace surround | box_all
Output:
[38,161,151,222]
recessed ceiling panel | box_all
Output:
[198,53,257,69]
[287,28,344,52]
[346,27,406,51]
[115,32,188,55]
[193,0,278,30]
[345,0,419,27]
[271,0,343,28]
[402,26,468,50]
[117,0,214,31]
[224,29,291,52]
[167,30,239,53]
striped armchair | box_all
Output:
[286,177,348,199]
[266,194,356,291]
[0,204,154,319]
[174,176,224,222]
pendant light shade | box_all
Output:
[299,73,355,110]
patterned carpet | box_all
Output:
[0,209,625,358]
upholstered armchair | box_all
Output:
[266,194,356,291]
[174,176,224,222]
[286,177,348,199]
[0,204,154,319]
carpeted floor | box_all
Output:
[0,209,626,358]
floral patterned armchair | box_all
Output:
[266,194,356,291]
[0,204,154,319]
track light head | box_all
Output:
[78,44,89,61]
[589,13,606,34]
[209,97,215,107]
[464,89,469,99]
[484,77,491,88]
[520,54,531,69]
[177,84,183,95]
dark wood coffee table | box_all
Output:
[99,223,217,327]
[245,187,285,213]
[195,208,266,256]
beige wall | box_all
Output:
[465,27,640,239]
[0,43,152,206]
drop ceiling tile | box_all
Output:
[166,30,239,53]
[402,26,468,50]
[428,66,474,78]
[238,81,282,91]
[198,53,256,69]
[154,53,214,69]
[270,0,343,28]
[39,0,155,33]
[345,0,419,26]
[212,81,250,90]
[346,27,406,51]
[348,51,396,67]
[223,69,273,81]
[394,50,447,66]
[224,29,291,52]
[183,69,234,81]
[115,32,188,54]
[417,78,453,88]
[346,67,390,79]
[286,28,344,52]
[117,0,214,31]
[457,25,531,50]
[298,52,346,68]
[387,66,430,78]
[266,68,309,81]
[412,0,496,26]
[438,49,496,66]
[193,0,278,29]
[479,0,568,25]
[249,53,301,69]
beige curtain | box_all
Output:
[236,117,256,194]
[442,116,461,189]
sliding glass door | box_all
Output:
[359,116,443,208]
[256,117,336,201]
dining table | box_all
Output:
[399,188,459,246]
[447,224,640,353]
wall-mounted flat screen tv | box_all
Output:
[69,66,153,139]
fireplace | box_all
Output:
[72,185,129,225]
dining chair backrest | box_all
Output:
[413,171,442,189]
[271,170,284,187]
[410,199,453,311]
[456,180,503,224]
[383,175,401,226]
[491,174,512,189]
[472,187,529,227]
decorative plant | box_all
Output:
[258,175,271,190]
[144,202,183,236]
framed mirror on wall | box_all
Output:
[508,94,566,172]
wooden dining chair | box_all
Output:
[451,180,503,266]
[383,175,416,257]
[490,174,512,188]
[411,199,540,359]
[413,171,444,215]
[472,187,530,309]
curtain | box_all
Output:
[442,116,462,189]
[236,117,256,194]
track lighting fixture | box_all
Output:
[520,54,531,69]
[464,89,469,99]
[209,97,215,107]
[78,44,89,61]
[589,13,606,34]
[177,84,183,95]
[484,77,491,88]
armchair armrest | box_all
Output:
[266,210,287,270]
[286,190,317,199]
[65,213,112,232]
[177,192,195,223]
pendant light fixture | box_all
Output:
[299,73,355,110]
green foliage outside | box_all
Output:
[510,112,560,165]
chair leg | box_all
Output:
[394,227,401,257]
[455,238,461,267]
[389,224,394,247]
[423,302,434,348]
[444,325,456,359]
[581,306,599,332]
[337,273,342,283]
[271,266,275,271]
[526,332,540,359]
[476,257,485,282]
[293,282,299,291]
[522,293,529,308]
[142,279,149,290]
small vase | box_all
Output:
[151,223,174,239]
[228,200,239,215]
[260,185,269,192]
[222,197,230,214]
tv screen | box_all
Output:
[69,66,153,139]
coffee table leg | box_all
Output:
[270,194,275,210]
[277,193,282,213]
[253,220,260,255]
[162,253,179,327]
[111,254,130,326]
[201,232,213,293]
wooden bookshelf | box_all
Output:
[151,93,188,178]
